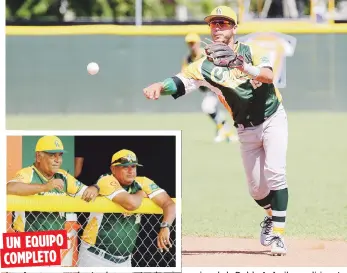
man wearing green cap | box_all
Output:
[78,149,176,267]
[143,5,289,256]
[7,135,100,232]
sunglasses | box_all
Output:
[209,20,234,28]
[111,156,138,166]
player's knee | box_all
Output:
[265,170,287,190]
[201,96,218,114]
[248,184,270,200]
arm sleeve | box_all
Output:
[8,168,32,184]
[137,177,165,199]
[65,172,86,196]
[162,57,206,99]
[97,175,126,201]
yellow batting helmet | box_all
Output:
[35,135,66,153]
[204,6,238,25]
[110,149,143,167]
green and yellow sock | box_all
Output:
[271,188,288,235]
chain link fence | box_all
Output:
[6,196,177,269]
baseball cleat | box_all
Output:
[228,135,239,142]
[269,235,287,256]
[214,134,227,143]
[260,216,273,246]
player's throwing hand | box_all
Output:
[143,82,163,100]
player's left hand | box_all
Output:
[157,227,172,252]
[82,186,99,202]
[205,43,244,69]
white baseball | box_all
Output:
[87,62,99,75]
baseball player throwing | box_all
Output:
[143,6,289,256]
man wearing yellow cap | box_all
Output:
[183,32,237,143]
[78,149,176,267]
[143,6,289,256]
[7,135,99,230]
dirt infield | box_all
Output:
[183,236,347,267]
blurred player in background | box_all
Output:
[183,33,238,143]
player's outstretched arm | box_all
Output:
[143,76,187,101]
[144,59,205,101]
[143,82,164,100]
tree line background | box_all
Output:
[6,0,344,23]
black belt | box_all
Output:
[87,246,129,264]
[234,119,265,128]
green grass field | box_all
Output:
[7,112,347,241]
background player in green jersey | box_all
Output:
[78,149,176,267]
[183,32,237,143]
[7,135,99,232]
[143,6,289,256]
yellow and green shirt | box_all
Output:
[81,174,164,257]
[8,165,87,232]
[165,42,282,125]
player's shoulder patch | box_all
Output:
[97,174,123,196]
[21,166,34,175]
[135,176,161,194]
[9,166,33,183]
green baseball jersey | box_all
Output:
[169,41,282,125]
[81,173,164,257]
[8,165,86,232]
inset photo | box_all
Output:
[5,131,181,272]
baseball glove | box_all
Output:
[205,43,244,69]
